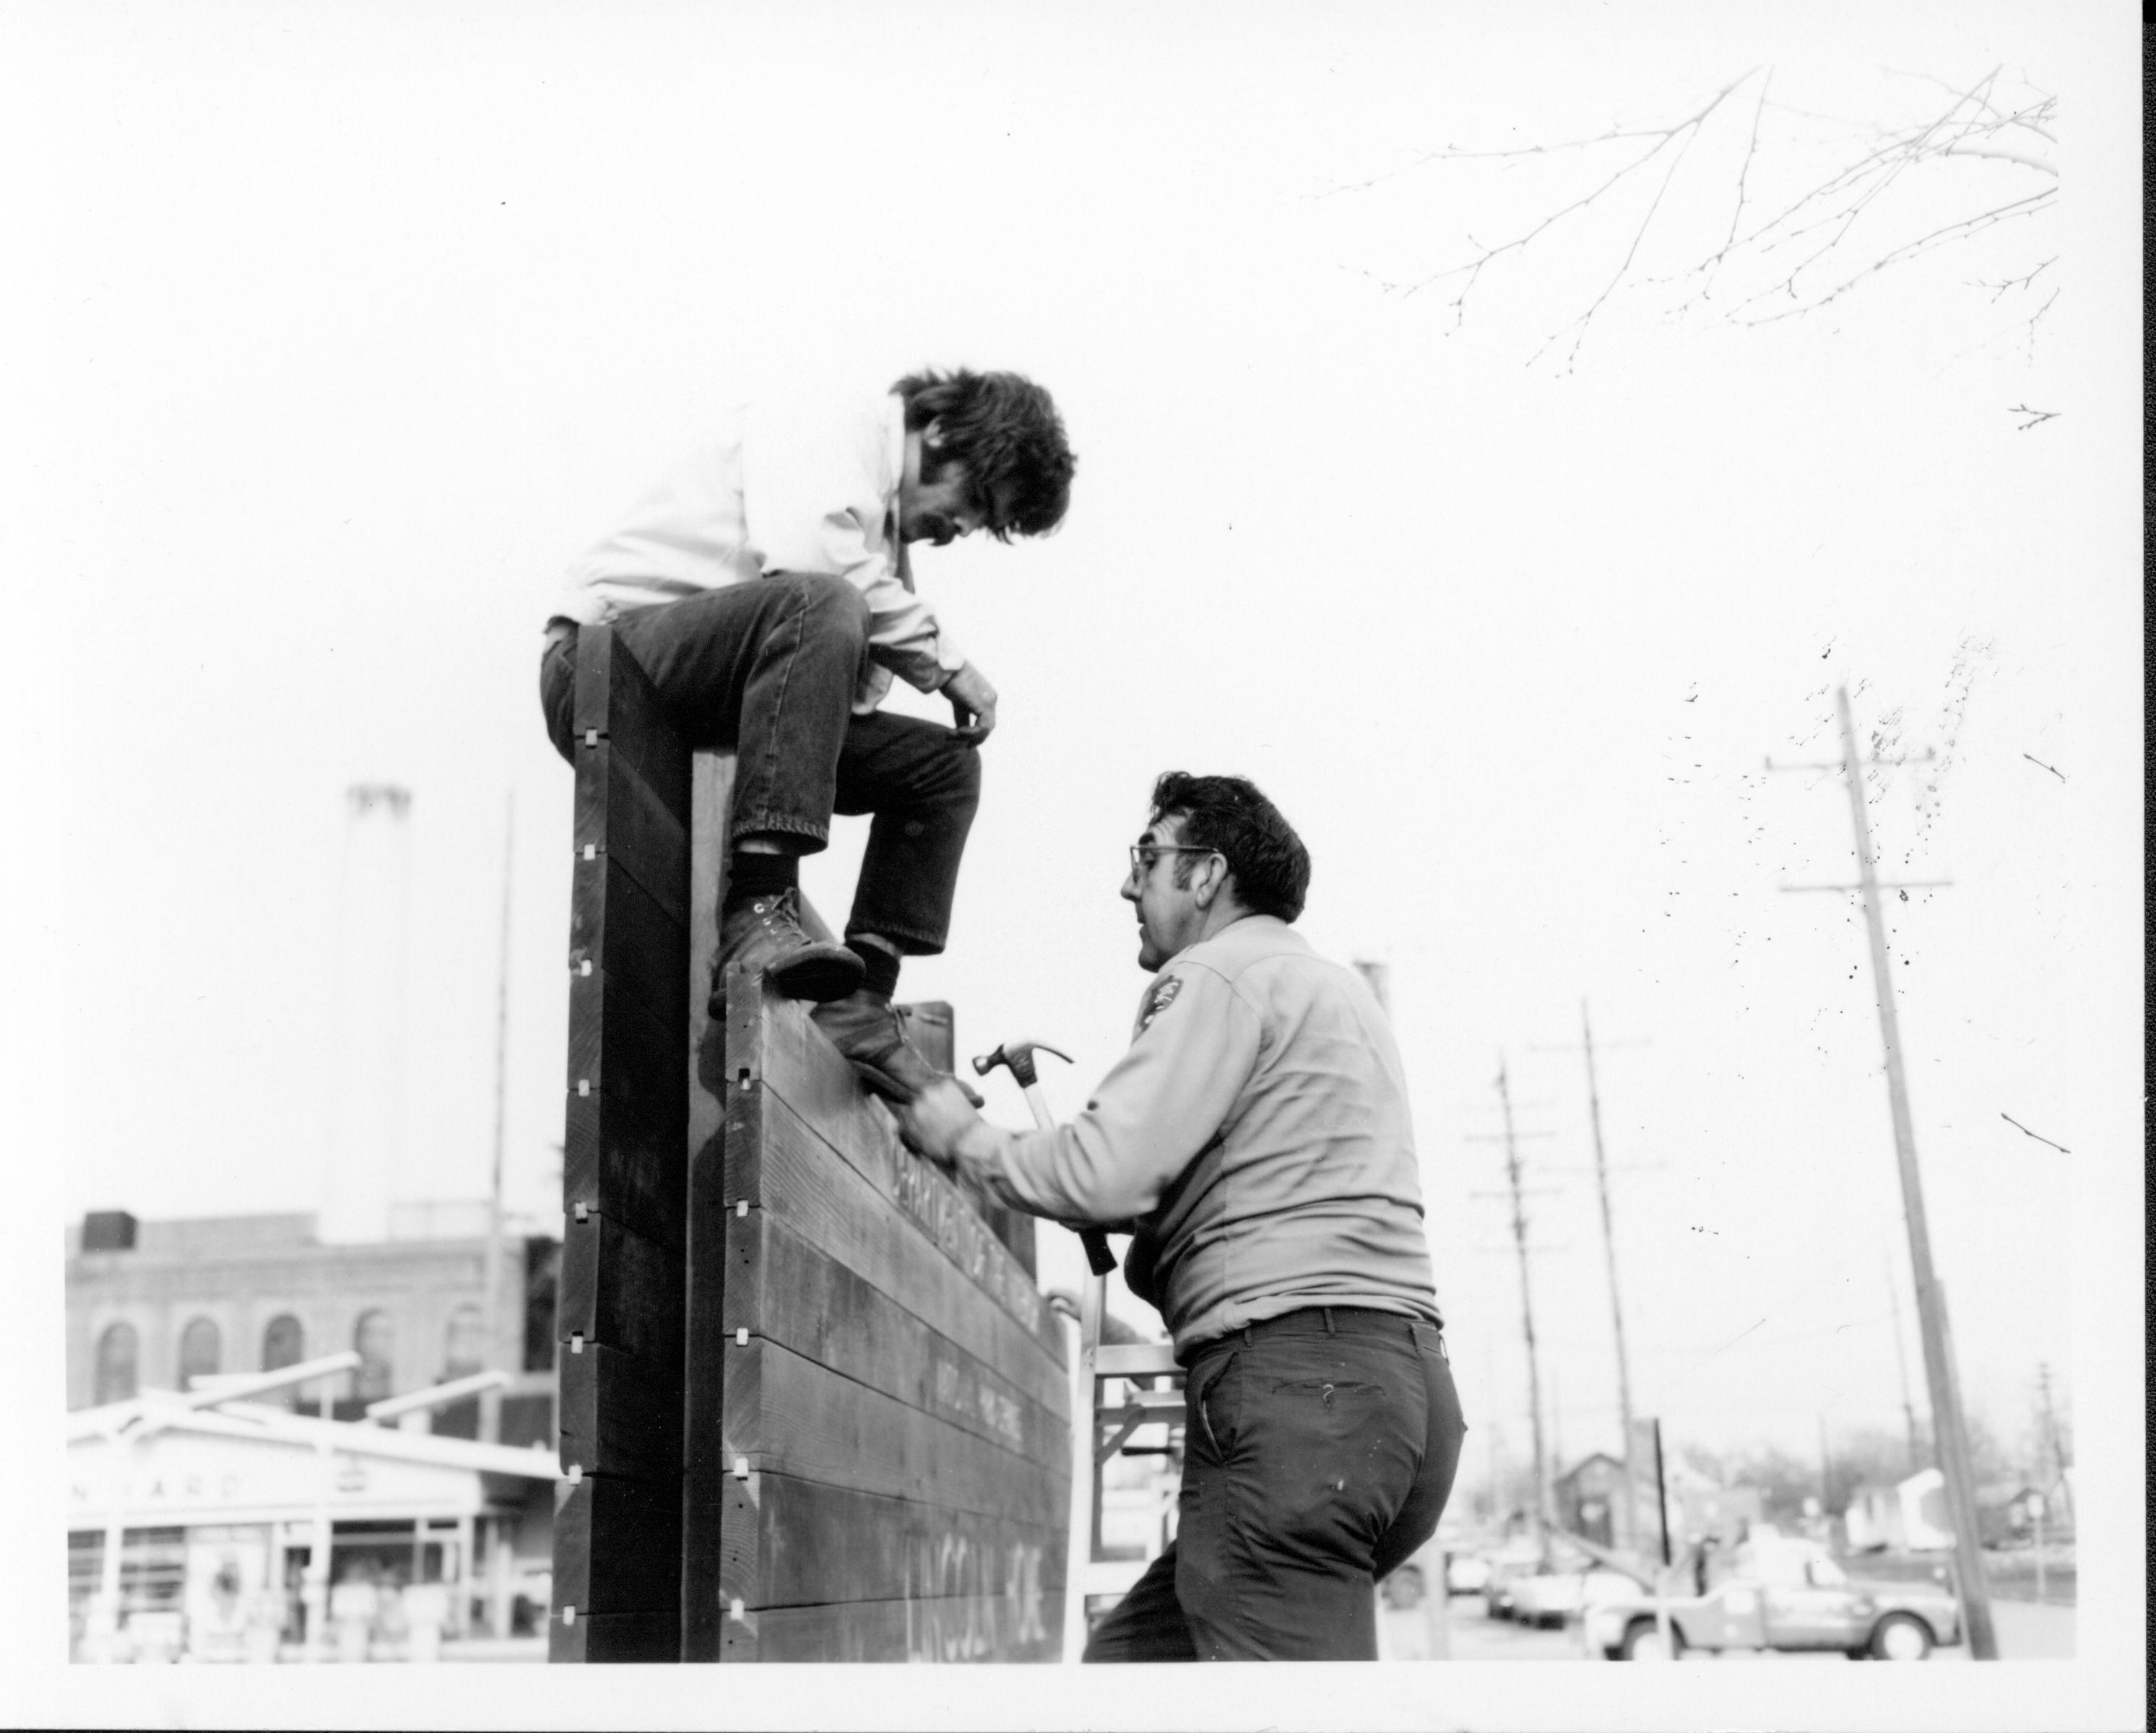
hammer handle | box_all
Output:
[1018,1082,1118,1277]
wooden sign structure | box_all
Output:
[554,624,1070,1663]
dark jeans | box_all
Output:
[1084,1308,1465,1662]
[541,576,981,954]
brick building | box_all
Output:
[65,1207,558,1446]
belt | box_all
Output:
[1189,1306,1442,1361]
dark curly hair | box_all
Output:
[1148,772,1310,924]
[893,368,1075,540]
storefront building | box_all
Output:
[69,1392,561,1662]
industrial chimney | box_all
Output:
[320,783,412,1244]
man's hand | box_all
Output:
[942,662,998,746]
[894,1077,985,1168]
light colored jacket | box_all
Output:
[552,390,964,713]
[994,916,1441,1355]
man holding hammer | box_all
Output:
[899,772,1466,1661]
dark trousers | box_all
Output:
[541,575,981,955]
[1083,1308,1466,1662]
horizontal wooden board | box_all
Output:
[558,1341,683,1482]
[722,1590,1062,1664]
[568,970,688,1140]
[725,1211,1065,1467]
[550,1609,678,1664]
[553,1473,683,1617]
[722,1337,1066,1529]
[562,1087,685,1255]
[557,1210,684,1372]
[574,739,690,929]
[718,1469,1064,1612]
[570,854,688,1038]
[722,1087,1069,1420]
[721,1024,1064,1359]
[573,627,689,823]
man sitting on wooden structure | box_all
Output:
[898,773,1466,1660]
[540,368,1075,1100]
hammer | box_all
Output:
[972,1040,1118,1277]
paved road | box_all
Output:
[1378,1594,2076,1662]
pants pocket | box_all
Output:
[1258,1376,1410,1546]
[1187,1352,1239,1462]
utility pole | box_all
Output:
[1884,1243,1923,1474]
[1771,684,1998,1660]
[2035,1363,2063,1485]
[1495,1060,1551,1529]
[480,794,515,1438]
[1533,1003,1645,1458]
[1817,1412,1832,1515]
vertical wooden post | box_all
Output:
[552,626,693,1663]
[680,751,735,1660]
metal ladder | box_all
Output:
[1061,1269,1185,1660]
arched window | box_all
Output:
[443,1304,487,1379]
[261,1313,305,1371]
[352,1309,394,1402]
[260,1314,305,1407]
[94,1322,139,1406]
[178,1317,221,1389]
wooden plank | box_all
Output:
[550,1610,679,1664]
[723,1086,1069,1420]
[567,970,688,1141]
[718,1469,1064,1611]
[726,1211,1065,1468]
[722,1338,1067,1527]
[725,991,1065,1358]
[558,1341,684,1482]
[562,1086,684,1255]
[573,739,690,928]
[680,749,733,1664]
[573,625,690,824]
[722,1591,1062,1664]
[570,853,688,1037]
[553,1474,683,1617]
[557,1209,684,1371]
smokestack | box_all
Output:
[321,783,412,1244]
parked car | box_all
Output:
[1512,1561,1649,1630]
[1479,1542,1549,1621]
[1443,1550,1493,1597]
[1584,1536,1962,1661]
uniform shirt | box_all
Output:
[990,915,1442,1355]
[550,389,966,714]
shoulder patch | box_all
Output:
[1138,974,1184,1031]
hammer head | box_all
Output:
[971,1038,1073,1089]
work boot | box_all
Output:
[811,989,985,1107]
[712,889,864,1008]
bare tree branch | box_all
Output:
[1351,64,2059,362]
[1739,188,2055,323]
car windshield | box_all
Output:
[1805,1558,1849,1587]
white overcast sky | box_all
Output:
[6,3,2140,1727]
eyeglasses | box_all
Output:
[1127,844,1218,875]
